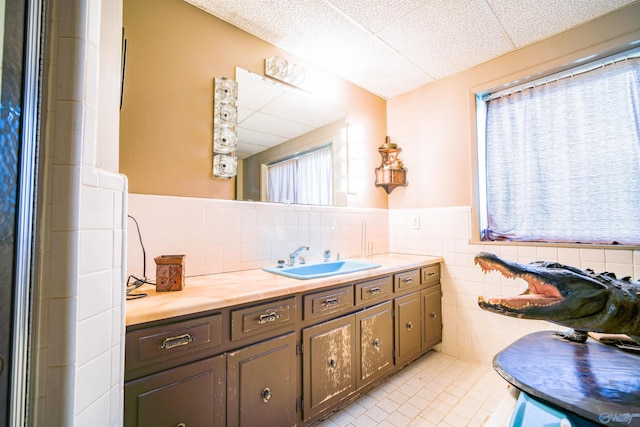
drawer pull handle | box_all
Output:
[373,338,381,348]
[160,333,193,350]
[430,312,437,319]
[369,287,381,295]
[323,298,341,308]
[407,321,414,331]
[258,312,280,324]
[261,387,272,403]
[427,271,437,277]
[402,277,414,283]
[328,358,337,369]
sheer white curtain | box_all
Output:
[267,158,297,204]
[297,147,332,205]
[484,57,640,244]
[267,145,332,205]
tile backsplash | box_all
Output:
[127,197,640,366]
[127,194,390,279]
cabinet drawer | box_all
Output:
[394,269,420,292]
[355,276,392,305]
[421,264,440,288]
[304,285,354,320]
[231,297,297,341]
[126,313,222,372]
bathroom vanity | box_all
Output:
[124,253,442,427]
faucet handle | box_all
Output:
[298,256,306,264]
[323,250,331,262]
[277,259,285,268]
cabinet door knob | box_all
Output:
[373,338,381,348]
[430,312,437,319]
[406,321,414,331]
[176,423,186,427]
[328,358,337,369]
[261,387,272,403]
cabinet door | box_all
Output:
[124,354,226,427]
[422,285,442,350]
[356,301,393,389]
[227,333,297,427]
[302,315,355,421]
[394,292,421,366]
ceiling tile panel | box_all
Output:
[308,33,435,98]
[487,0,637,48]
[188,0,371,58]
[378,0,514,79]
[240,111,313,139]
[326,0,431,33]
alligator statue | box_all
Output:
[475,252,640,344]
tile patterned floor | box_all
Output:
[313,350,509,427]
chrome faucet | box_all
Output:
[287,245,309,266]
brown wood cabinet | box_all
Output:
[422,285,442,350]
[124,354,226,427]
[355,301,393,389]
[124,262,441,427]
[394,291,422,366]
[227,333,297,427]
[302,314,355,421]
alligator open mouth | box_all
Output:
[476,255,564,310]
[473,252,639,342]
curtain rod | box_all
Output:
[483,46,640,101]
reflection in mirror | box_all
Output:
[235,67,348,206]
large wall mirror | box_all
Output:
[235,67,348,206]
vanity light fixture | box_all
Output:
[213,76,238,177]
[265,55,305,87]
[375,136,408,194]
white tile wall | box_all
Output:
[74,174,127,425]
[34,0,126,425]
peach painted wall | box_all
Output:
[121,0,387,208]
[387,2,640,211]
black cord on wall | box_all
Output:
[126,214,155,300]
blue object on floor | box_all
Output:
[510,392,570,427]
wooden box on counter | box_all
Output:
[155,255,186,291]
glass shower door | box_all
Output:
[0,0,41,424]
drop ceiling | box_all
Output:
[185,0,636,99]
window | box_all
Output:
[266,145,332,205]
[477,49,640,245]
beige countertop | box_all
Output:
[126,253,443,326]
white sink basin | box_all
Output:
[263,260,381,280]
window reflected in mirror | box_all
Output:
[266,144,332,205]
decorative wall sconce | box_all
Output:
[265,55,305,87]
[375,136,408,194]
[213,76,238,177]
